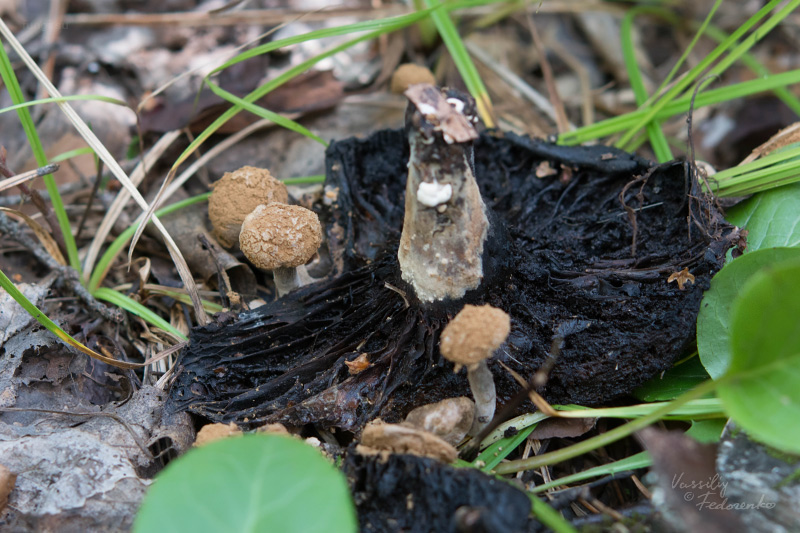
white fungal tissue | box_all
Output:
[417,180,453,207]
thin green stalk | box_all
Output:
[205,82,328,146]
[702,24,800,116]
[0,94,128,115]
[413,0,439,48]
[560,69,800,145]
[615,0,794,148]
[93,287,187,341]
[493,377,720,475]
[424,0,495,127]
[530,451,652,494]
[620,6,672,161]
[530,496,578,533]
[0,40,80,271]
[174,27,409,174]
[648,0,722,106]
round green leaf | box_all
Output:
[697,247,800,378]
[726,182,800,252]
[633,355,710,402]
[134,434,357,533]
[717,259,800,454]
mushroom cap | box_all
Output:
[390,63,436,94]
[208,166,288,248]
[239,203,322,270]
[440,304,510,367]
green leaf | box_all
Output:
[685,419,727,444]
[697,247,800,378]
[717,259,800,454]
[633,355,710,401]
[134,435,357,533]
[726,183,800,251]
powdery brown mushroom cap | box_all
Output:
[239,203,322,270]
[208,166,288,247]
[440,304,511,367]
[390,63,437,94]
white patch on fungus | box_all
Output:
[416,181,452,207]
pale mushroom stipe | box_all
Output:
[239,203,322,297]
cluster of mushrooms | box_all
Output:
[207,166,322,297]
[204,84,515,443]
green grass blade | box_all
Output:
[703,24,800,116]
[204,82,327,146]
[424,0,495,127]
[93,287,187,341]
[49,147,96,163]
[560,69,800,145]
[173,30,397,174]
[0,267,137,365]
[620,7,672,162]
[615,0,793,149]
[475,424,537,472]
[530,496,578,533]
[0,39,80,271]
[649,1,722,106]
[530,452,652,494]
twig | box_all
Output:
[0,211,123,323]
[0,153,68,257]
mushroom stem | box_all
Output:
[398,84,489,303]
[272,265,313,297]
[467,361,496,436]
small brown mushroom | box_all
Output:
[359,420,457,463]
[440,304,510,436]
[208,166,288,248]
[239,202,322,297]
[390,63,436,94]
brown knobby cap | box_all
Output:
[239,203,322,270]
[440,304,510,367]
[208,166,288,248]
[390,63,436,94]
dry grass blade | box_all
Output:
[81,130,181,285]
[0,19,208,325]
[0,163,59,193]
[61,5,409,27]
[740,122,800,165]
[0,207,67,266]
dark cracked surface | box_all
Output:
[167,129,739,432]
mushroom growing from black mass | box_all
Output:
[239,202,322,297]
[169,84,740,434]
[440,304,510,435]
[398,84,489,303]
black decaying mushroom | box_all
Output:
[168,85,742,433]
